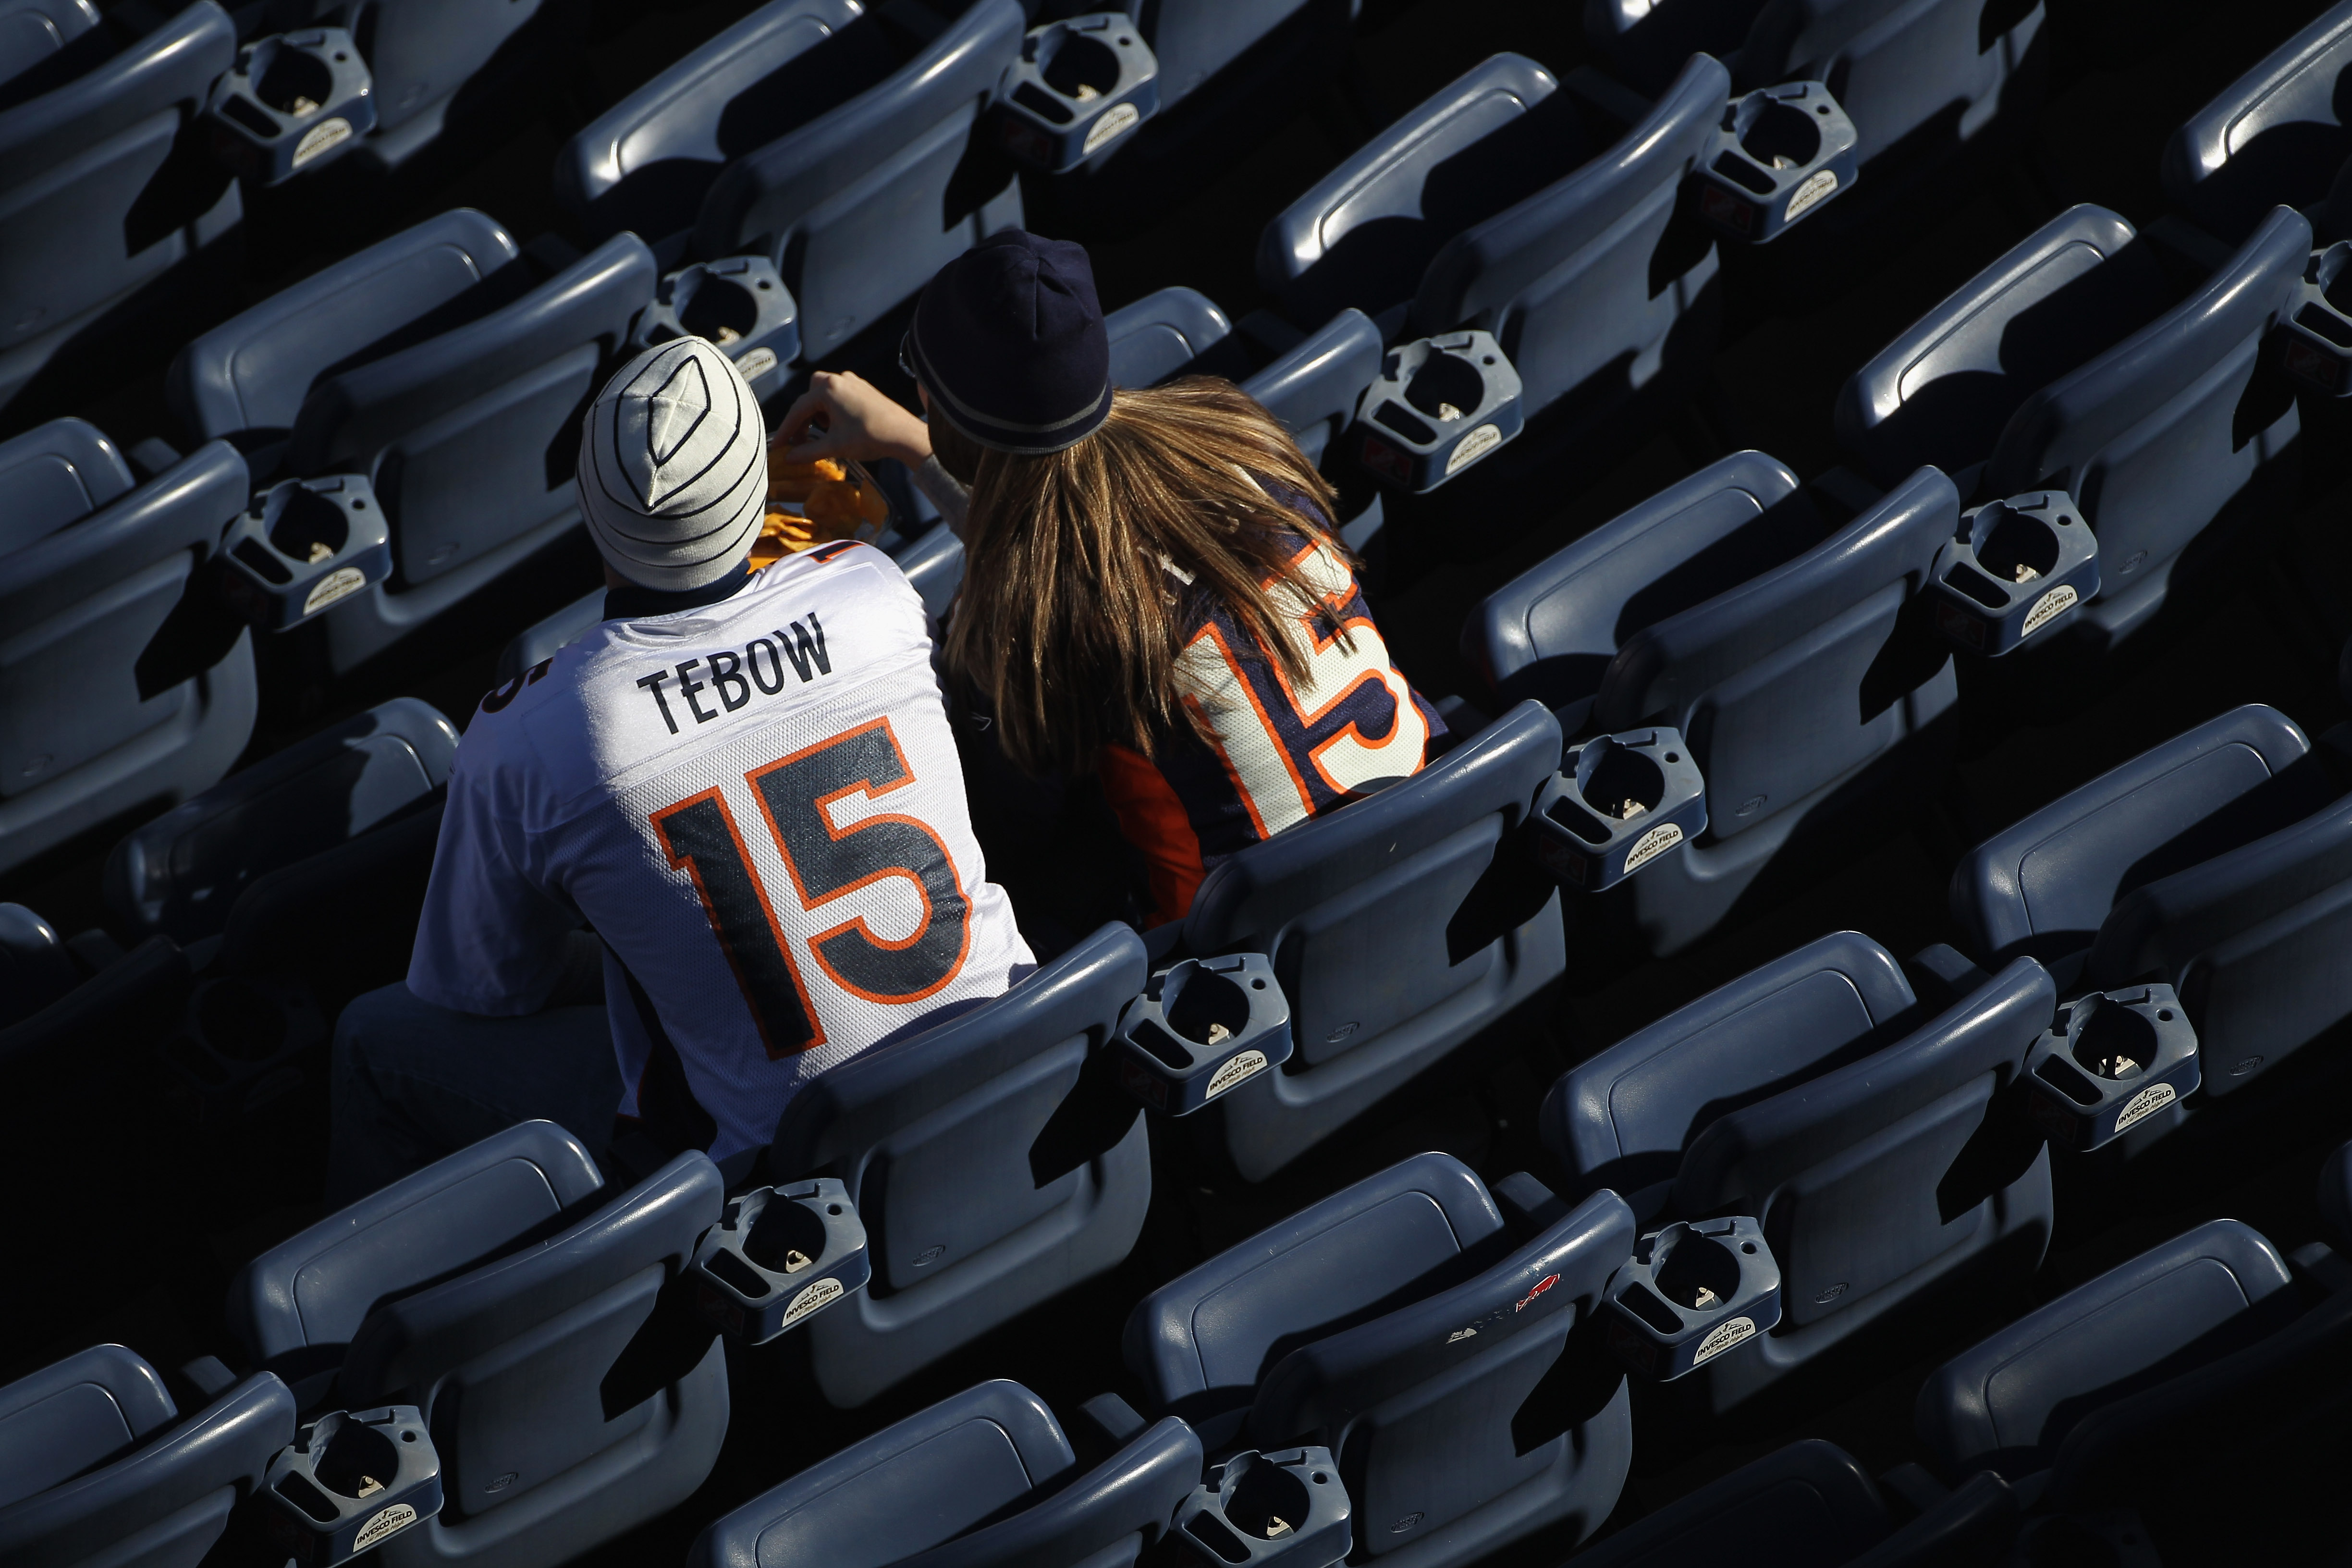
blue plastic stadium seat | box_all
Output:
[230,1129,725,1566]
[1107,291,1384,472]
[1170,700,1566,1183]
[1262,52,1726,448]
[1126,1152,1636,1566]
[1480,462,1959,956]
[102,697,455,945]
[171,212,654,673]
[1543,931,1921,1225]
[2164,0,2352,243]
[766,922,1152,1408]
[1916,1218,2297,1481]
[1547,953,2056,1410]
[0,1345,294,1567]
[2322,1137,2352,1248]
[688,1380,1200,1568]
[0,0,96,95]
[689,0,1027,365]
[0,0,240,414]
[1837,203,2307,652]
[1586,0,1768,96]
[0,423,257,877]
[1105,285,1251,389]
[1951,704,2352,1090]
[1561,1440,1890,1568]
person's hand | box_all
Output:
[772,371,931,469]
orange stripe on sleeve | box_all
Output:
[1098,743,1210,928]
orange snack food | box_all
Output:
[768,455,847,504]
[749,460,890,566]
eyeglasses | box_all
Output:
[897,331,917,383]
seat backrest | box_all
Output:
[1126,1152,1511,1447]
[0,0,97,98]
[1836,205,2167,486]
[1465,450,1811,729]
[1596,466,1957,844]
[1180,698,1561,1076]
[1544,931,1917,1222]
[694,0,1026,363]
[0,1344,175,1509]
[1105,285,1235,389]
[230,1120,605,1409]
[1737,0,2040,165]
[1134,0,1318,109]
[1983,206,2308,599]
[1257,53,1579,324]
[1563,1439,1889,1568]
[1411,52,1727,413]
[1246,1188,1636,1549]
[1675,957,2054,1331]
[1239,307,1384,468]
[2087,789,2352,1090]
[1951,703,2325,970]
[0,439,246,795]
[0,1369,294,1568]
[285,233,655,589]
[0,902,76,1026]
[0,416,130,555]
[214,796,445,1010]
[1916,1218,2297,1478]
[899,1417,1199,1568]
[2164,0,2352,242]
[0,0,236,357]
[170,208,521,450]
[769,921,1148,1295]
[313,0,547,137]
[339,1151,723,1520]
[554,0,894,243]
[1585,0,1769,96]
[105,696,458,944]
[686,1380,1076,1568]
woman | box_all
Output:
[778,231,1444,927]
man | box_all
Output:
[328,336,1033,1202]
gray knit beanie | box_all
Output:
[577,337,767,591]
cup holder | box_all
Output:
[166,976,325,1121]
[2023,985,2200,1152]
[1354,331,1524,492]
[1927,491,2099,656]
[634,256,800,396]
[998,13,1162,172]
[220,474,392,632]
[1115,953,1294,1114]
[2278,243,2352,395]
[690,1177,870,1343]
[1174,1447,1350,1567]
[1531,728,1706,892]
[205,28,376,186]
[261,1406,441,1566]
[1604,1217,1782,1381]
[1698,81,1859,243]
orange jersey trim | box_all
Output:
[1098,742,1209,928]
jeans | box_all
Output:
[327,981,622,1207]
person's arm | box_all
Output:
[773,373,969,538]
[407,759,582,1016]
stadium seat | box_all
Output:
[1258,52,1727,463]
[103,697,456,945]
[1471,460,1959,956]
[1836,203,2307,654]
[2164,0,2352,243]
[1105,291,1383,474]
[0,423,257,878]
[0,1344,295,1567]
[1951,704,2352,1093]
[0,0,240,415]
[1545,952,2056,1410]
[1559,1439,2016,1568]
[170,212,654,673]
[1125,1152,1636,1565]
[1163,700,1565,1183]
[1915,1218,2299,1481]
[764,922,1151,1409]
[228,1129,726,1566]
[0,0,96,96]
[687,1379,1200,1568]
[685,0,1027,365]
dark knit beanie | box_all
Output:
[907,230,1110,454]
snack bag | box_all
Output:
[753,455,891,566]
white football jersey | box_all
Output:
[409,541,1034,1165]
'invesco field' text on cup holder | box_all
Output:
[205,28,377,185]
[1115,954,1294,1115]
[1928,491,2100,656]
[633,256,801,397]
[997,13,1161,172]
[690,1177,870,1343]
[262,1406,441,1566]
[1354,331,1524,493]
[1605,1217,1782,1381]
[220,474,393,632]
[1531,728,1706,892]
[2024,985,2200,1152]
[1697,82,1859,243]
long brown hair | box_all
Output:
[941,377,1349,776]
